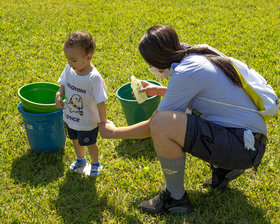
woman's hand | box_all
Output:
[98,120,116,139]
[139,80,167,96]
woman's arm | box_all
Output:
[98,111,158,139]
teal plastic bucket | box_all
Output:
[17,102,66,153]
[116,80,161,125]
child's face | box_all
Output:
[64,47,92,75]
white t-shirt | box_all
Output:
[158,54,267,135]
[58,64,107,131]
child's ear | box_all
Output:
[87,53,93,61]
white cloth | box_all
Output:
[244,129,256,151]
[58,64,107,131]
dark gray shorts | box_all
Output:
[183,114,266,170]
[65,124,99,146]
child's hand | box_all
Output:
[98,120,116,139]
[55,92,64,109]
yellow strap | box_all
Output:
[231,63,265,112]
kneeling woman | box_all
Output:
[99,25,267,215]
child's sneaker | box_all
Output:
[69,158,87,170]
[90,162,103,176]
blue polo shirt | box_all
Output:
[158,53,267,135]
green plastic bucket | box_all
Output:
[18,82,61,113]
[116,80,161,125]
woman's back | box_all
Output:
[158,54,267,134]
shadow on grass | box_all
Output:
[114,138,157,160]
[56,171,143,224]
[10,149,65,187]
[132,188,270,224]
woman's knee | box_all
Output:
[150,110,187,136]
[150,111,170,134]
[150,111,188,153]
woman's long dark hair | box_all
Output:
[138,25,242,87]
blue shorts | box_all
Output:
[65,124,99,146]
[183,114,266,170]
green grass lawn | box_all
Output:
[1,0,279,223]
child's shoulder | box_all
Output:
[63,64,72,74]
[89,65,103,78]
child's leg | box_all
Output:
[65,124,87,170]
[73,139,85,159]
[88,143,102,176]
[87,143,98,163]
[69,139,87,170]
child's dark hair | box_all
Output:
[64,31,96,55]
[139,25,242,87]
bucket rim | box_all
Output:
[17,102,63,115]
[18,82,60,107]
[116,80,161,102]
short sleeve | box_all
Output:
[90,73,108,104]
[58,64,70,86]
[158,56,210,112]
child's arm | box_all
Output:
[97,101,107,123]
[55,85,65,109]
